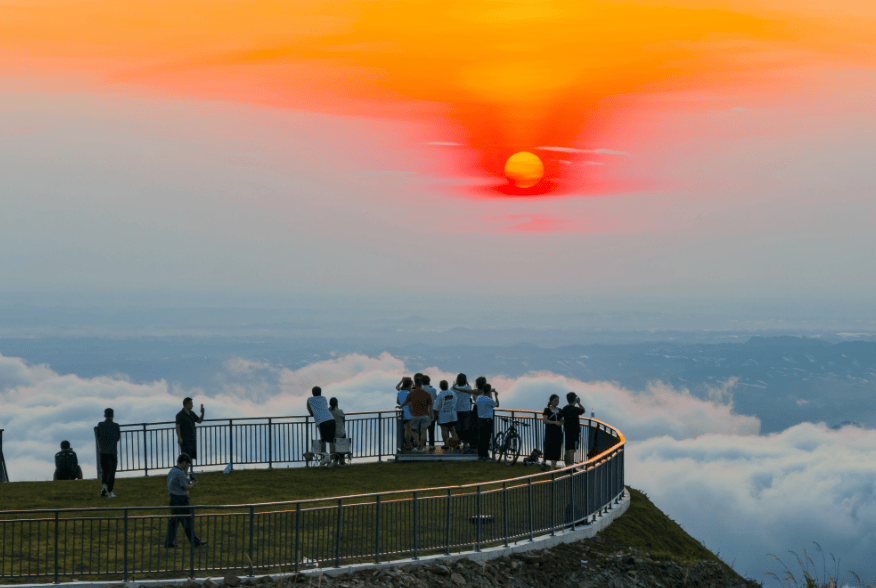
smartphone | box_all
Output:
[200,403,204,410]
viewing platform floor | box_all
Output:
[395,446,480,462]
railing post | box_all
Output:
[94,427,102,480]
[445,489,451,555]
[123,509,129,582]
[268,418,273,469]
[502,482,509,547]
[550,472,556,535]
[190,506,196,579]
[528,478,534,541]
[248,505,255,576]
[475,485,482,552]
[607,456,614,510]
[294,503,301,574]
[375,495,381,563]
[569,471,575,530]
[53,511,59,584]
[142,424,148,476]
[0,429,7,483]
[229,419,234,467]
[378,414,383,463]
[335,498,343,567]
[412,492,418,559]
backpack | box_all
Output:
[55,451,78,480]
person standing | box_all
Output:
[396,377,414,451]
[400,376,433,452]
[329,397,349,466]
[542,394,564,471]
[164,453,205,549]
[452,374,476,452]
[475,384,499,461]
[436,380,458,449]
[306,386,336,455]
[53,440,83,481]
[96,408,121,497]
[560,393,585,467]
[421,375,438,450]
[175,397,204,480]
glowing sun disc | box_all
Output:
[504,152,544,188]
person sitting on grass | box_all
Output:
[53,440,83,481]
[400,375,433,452]
[436,380,459,450]
[329,397,349,466]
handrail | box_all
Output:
[96,407,619,476]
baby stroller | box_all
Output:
[522,448,543,466]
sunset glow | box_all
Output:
[4,0,875,196]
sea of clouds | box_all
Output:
[1,351,874,585]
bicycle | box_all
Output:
[491,418,529,465]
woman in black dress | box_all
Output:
[542,394,564,470]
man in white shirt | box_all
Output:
[306,386,336,455]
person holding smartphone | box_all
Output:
[175,397,204,480]
[164,453,206,549]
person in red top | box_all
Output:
[400,375,433,452]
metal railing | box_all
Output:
[0,429,8,483]
[2,413,625,583]
[96,411,401,477]
[95,409,616,477]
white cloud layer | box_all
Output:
[1,352,874,584]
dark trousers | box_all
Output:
[165,495,202,547]
[455,411,467,445]
[478,417,493,459]
[100,454,117,492]
[427,418,437,447]
[179,441,197,476]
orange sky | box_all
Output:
[3,0,874,192]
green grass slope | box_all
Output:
[600,487,746,581]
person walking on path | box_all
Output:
[560,392,585,467]
[542,394,564,471]
[400,376,433,452]
[95,408,121,497]
[475,384,499,461]
[53,440,83,481]
[164,453,205,549]
[307,386,336,456]
[175,397,204,480]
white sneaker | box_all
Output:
[108,492,116,498]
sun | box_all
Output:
[504,152,544,188]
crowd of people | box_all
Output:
[396,373,501,460]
